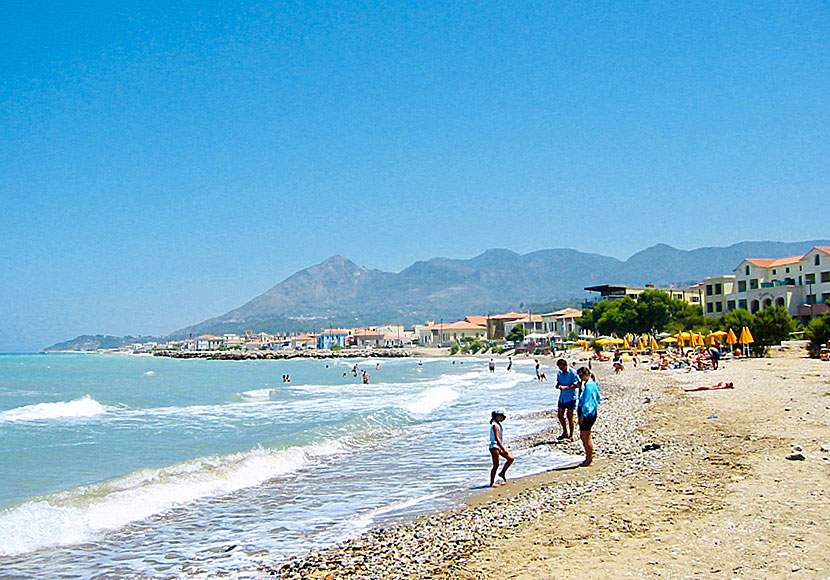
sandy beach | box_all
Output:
[265,353,830,579]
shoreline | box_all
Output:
[258,359,665,578]
[255,355,830,579]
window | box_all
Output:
[822,293,830,304]
[807,295,816,305]
[715,283,723,294]
[706,303,714,313]
[822,271,830,283]
[750,279,759,290]
[816,254,821,266]
[738,280,747,292]
[786,267,790,273]
[738,299,747,309]
[706,284,713,296]
[772,269,777,275]
[716,302,723,312]
[745,265,750,275]
[727,300,736,311]
[805,273,816,284]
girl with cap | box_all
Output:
[489,409,514,486]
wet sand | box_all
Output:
[261,355,830,579]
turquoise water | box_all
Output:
[0,354,575,578]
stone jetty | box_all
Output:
[153,349,411,361]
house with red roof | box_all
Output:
[703,246,830,321]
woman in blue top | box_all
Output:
[576,367,601,466]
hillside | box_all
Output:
[45,239,830,350]
[167,239,830,338]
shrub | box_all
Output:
[806,312,830,355]
[449,344,460,355]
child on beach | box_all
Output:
[488,409,514,486]
[576,367,601,466]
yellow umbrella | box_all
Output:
[726,329,738,345]
[709,330,728,338]
[650,337,660,350]
[637,338,647,350]
[607,338,624,345]
[622,337,631,349]
[696,333,705,347]
[740,327,755,344]
[661,337,678,343]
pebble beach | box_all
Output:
[257,353,830,580]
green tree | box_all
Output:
[750,306,796,355]
[634,290,672,334]
[717,309,755,334]
[506,324,528,342]
[805,311,830,355]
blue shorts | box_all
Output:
[558,399,576,411]
[579,412,597,431]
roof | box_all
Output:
[544,308,583,318]
[424,320,487,331]
[815,246,830,255]
[510,314,544,323]
[489,312,528,320]
[318,329,351,335]
[198,334,221,339]
[745,255,804,268]
[464,315,489,326]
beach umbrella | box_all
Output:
[661,337,678,344]
[637,338,647,351]
[608,338,624,345]
[695,333,705,347]
[726,329,738,346]
[650,337,660,350]
[622,337,631,350]
[739,326,755,357]
[709,330,728,338]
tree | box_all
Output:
[506,324,528,342]
[750,306,796,355]
[635,290,672,335]
[805,311,830,355]
[717,309,754,334]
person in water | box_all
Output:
[488,358,495,373]
[488,409,513,486]
[361,370,370,384]
[576,366,601,466]
[507,356,513,371]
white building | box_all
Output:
[703,246,830,321]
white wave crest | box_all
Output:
[240,388,277,400]
[0,396,106,423]
[403,385,459,415]
[0,440,347,557]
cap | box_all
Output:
[492,408,506,417]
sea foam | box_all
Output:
[0,440,347,557]
[0,396,106,423]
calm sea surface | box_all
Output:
[0,353,575,578]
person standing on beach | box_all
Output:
[576,367,601,466]
[489,358,495,373]
[488,409,513,486]
[555,359,580,440]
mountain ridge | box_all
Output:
[45,239,830,350]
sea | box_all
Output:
[0,353,577,579]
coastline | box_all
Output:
[257,355,830,579]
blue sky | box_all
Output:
[1,2,828,352]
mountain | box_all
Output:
[44,335,164,352]
[167,239,830,338]
[45,239,830,349]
